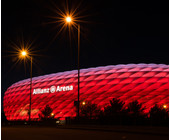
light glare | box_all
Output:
[21,51,27,56]
[51,113,54,116]
[66,16,72,23]
[82,101,86,105]
[163,105,167,109]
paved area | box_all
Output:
[59,125,169,135]
[2,126,168,140]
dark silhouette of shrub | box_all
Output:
[104,98,125,115]
[80,101,101,120]
[149,104,169,126]
[39,105,55,121]
[126,101,146,125]
[100,98,127,125]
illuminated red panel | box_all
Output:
[3,64,169,121]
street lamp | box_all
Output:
[82,101,86,106]
[66,16,72,23]
[163,104,167,109]
[20,50,32,122]
[51,113,54,117]
[21,51,27,56]
[65,16,81,120]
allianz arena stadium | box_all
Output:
[3,64,169,121]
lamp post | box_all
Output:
[77,24,80,120]
[29,56,32,122]
[21,51,32,122]
[65,16,80,120]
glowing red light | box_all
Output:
[3,64,169,121]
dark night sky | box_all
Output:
[1,0,169,105]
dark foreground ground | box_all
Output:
[2,125,168,140]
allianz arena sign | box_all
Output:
[33,85,73,94]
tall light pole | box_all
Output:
[20,51,32,122]
[29,56,32,122]
[65,16,80,120]
[77,24,80,119]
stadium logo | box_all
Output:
[50,86,56,93]
[33,85,73,95]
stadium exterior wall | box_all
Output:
[3,64,169,121]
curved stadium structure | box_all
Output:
[3,64,169,121]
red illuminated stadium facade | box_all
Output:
[3,64,169,121]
